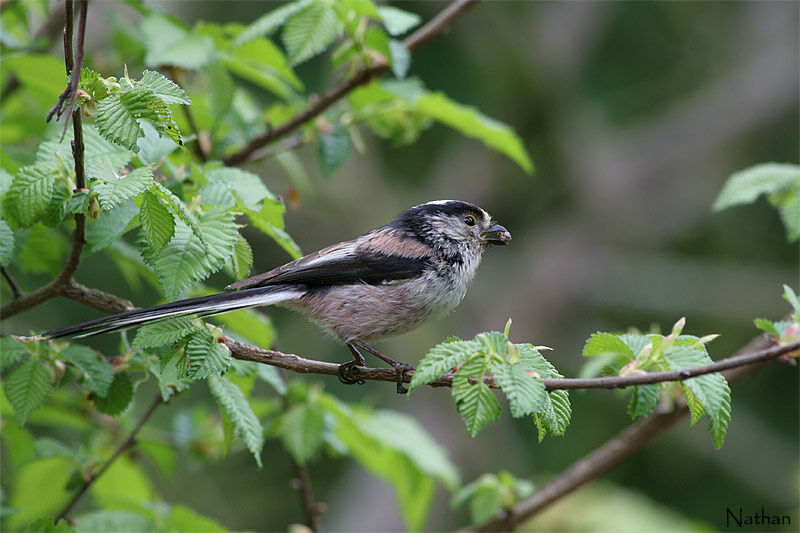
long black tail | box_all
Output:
[45,285,304,339]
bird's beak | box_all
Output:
[480,223,511,245]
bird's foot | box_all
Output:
[391,362,414,394]
[338,360,366,385]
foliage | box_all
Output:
[451,471,534,526]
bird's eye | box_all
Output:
[463,215,476,226]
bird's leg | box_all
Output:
[352,339,414,394]
[339,343,367,386]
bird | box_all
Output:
[40,200,511,393]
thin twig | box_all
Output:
[290,459,322,532]
[1,267,22,300]
[222,0,479,166]
[47,0,88,143]
[465,334,777,532]
[55,394,165,522]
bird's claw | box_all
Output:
[393,363,414,394]
[338,360,366,385]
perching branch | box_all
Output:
[465,334,779,532]
[221,0,479,166]
[55,393,165,523]
[1,266,22,300]
[0,0,90,321]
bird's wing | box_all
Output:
[226,233,431,290]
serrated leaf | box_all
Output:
[713,163,799,211]
[25,516,75,532]
[186,330,232,380]
[753,318,779,337]
[234,0,314,46]
[40,178,72,228]
[5,358,52,426]
[409,339,481,392]
[0,219,14,266]
[93,372,133,416]
[664,346,731,448]
[281,402,325,465]
[317,123,351,177]
[197,207,239,271]
[85,200,139,255]
[8,165,55,228]
[150,221,207,301]
[628,384,660,419]
[36,125,133,181]
[283,0,339,66]
[1,337,29,371]
[583,332,635,358]
[225,38,303,100]
[494,362,546,418]
[148,182,202,241]
[229,234,253,280]
[203,167,274,208]
[452,356,501,437]
[207,375,264,467]
[136,120,179,166]
[61,345,114,397]
[416,92,533,174]
[783,284,800,316]
[95,88,156,150]
[139,189,175,254]
[94,167,154,210]
[378,6,421,36]
[207,61,234,124]
[533,389,571,442]
[141,14,214,69]
[133,317,201,349]
[138,70,191,105]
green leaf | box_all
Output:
[93,166,154,210]
[229,234,253,281]
[283,0,340,65]
[409,339,480,392]
[664,346,731,448]
[317,123,351,177]
[256,365,286,395]
[61,345,114,397]
[1,337,29,371]
[389,39,411,78]
[94,88,150,150]
[36,125,133,181]
[207,375,264,467]
[74,511,153,533]
[150,221,207,301]
[186,330,232,380]
[416,92,533,174]
[133,317,201,349]
[136,120,180,165]
[243,205,302,259]
[93,372,133,416]
[628,384,660,419]
[25,516,75,532]
[139,189,175,254]
[452,356,501,437]
[583,332,635,358]
[90,456,153,510]
[148,182,201,241]
[18,224,69,276]
[7,165,55,228]
[777,187,799,241]
[713,163,799,211]
[494,361,546,418]
[378,6,421,36]
[40,178,72,228]
[164,504,226,533]
[281,402,325,465]
[202,166,274,208]
[0,219,14,266]
[211,307,275,349]
[225,38,303,100]
[234,0,314,46]
[753,318,779,337]
[85,200,139,255]
[5,457,73,531]
[207,61,234,124]
[533,389,571,442]
[138,70,191,105]
[783,284,800,317]
[141,14,214,69]
[5,358,51,426]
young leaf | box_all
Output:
[664,346,731,448]
[85,200,139,255]
[5,358,52,426]
[138,70,191,105]
[61,345,114,397]
[1,337,29,371]
[186,330,232,380]
[377,6,421,36]
[207,375,264,467]
[783,284,800,317]
[95,87,154,150]
[409,339,481,392]
[234,0,315,46]
[0,219,14,266]
[712,163,799,211]
[93,372,133,416]
[494,362,546,418]
[281,402,326,465]
[317,122,351,177]
[139,189,175,254]
[415,92,533,174]
[389,39,411,78]
[283,0,340,65]
[628,384,660,419]
[141,14,214,69]
[203,167,274,208]
[583,332,635,358]
[93,166,154,210]
[452,356,501,437]
[7,165,56,228]
[133,317,201,349]
[148,182,202,240]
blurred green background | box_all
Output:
[2,1,798,531]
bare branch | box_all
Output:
[1,267,22,300]
[222,0,479,166]
[55,393,165,523]
[47,0,88,142]
[464,334,780,532]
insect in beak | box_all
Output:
[480,224,511,245]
